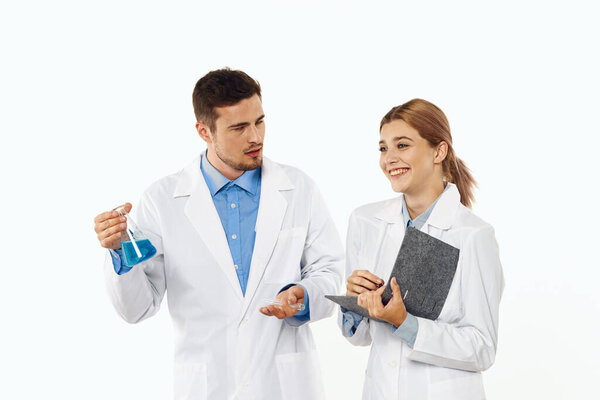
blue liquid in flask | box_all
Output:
[122,239,157,266]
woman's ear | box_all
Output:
[434,141,448,164]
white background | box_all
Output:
[1,1,599,399]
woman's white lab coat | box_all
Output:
[341,184,504,400]
[104,154,343,400]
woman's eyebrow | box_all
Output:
[379,136,414,145]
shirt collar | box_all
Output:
[200,150,261,196]
[401,184,450,230]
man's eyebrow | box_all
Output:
[379,136,414,145]
[228,115,265,129]
[228,121,250,129]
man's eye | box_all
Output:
[379,147,387,152]
[256,119,264,125]
[234,127,244,132]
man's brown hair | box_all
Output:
[192,68,262,132]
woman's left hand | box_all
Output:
[357,277,407,327]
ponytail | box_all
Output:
[444,149,477,208]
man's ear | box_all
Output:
[196,121,212,144]
[434,141,448,164]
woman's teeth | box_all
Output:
[390,168,409,176]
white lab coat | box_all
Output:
[104,154,343,400]
[340,184,504,400]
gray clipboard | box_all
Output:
[326,227,460,321]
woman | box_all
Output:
[341,99,504,400]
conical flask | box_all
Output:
[116,207,157,267]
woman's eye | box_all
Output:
[398,144,408,149]
[379,147,387,152]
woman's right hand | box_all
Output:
[346,270,384,296]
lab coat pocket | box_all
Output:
[173,362,207,400]
[264,227,305,284]
[428,371,485,400]
[275,350,325,400]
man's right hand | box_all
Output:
[94,203,132,249]
[346,269,384,296]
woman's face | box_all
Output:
[379,119,441,195]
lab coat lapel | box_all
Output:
[422,183,461,233]
[240,157,293,318]
[174,155,244,301]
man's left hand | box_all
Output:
[259,285,305,319]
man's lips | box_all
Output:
[245,147,262,157]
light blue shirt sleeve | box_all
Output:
[278,284,310,327]
[342,310,364,337]
[392,313,419,347]
[109,249,132,275]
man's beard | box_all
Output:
[214,144,262,171]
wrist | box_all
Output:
[391,312,407,328]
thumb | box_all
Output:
[391,277,402,298]
[287,290,298,305]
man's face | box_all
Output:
[200,94,265,180]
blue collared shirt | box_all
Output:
[342,187,449,346]
[200,153,261,296]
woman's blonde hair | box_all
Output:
[380,99,477,208]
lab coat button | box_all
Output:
[389,360,397,368]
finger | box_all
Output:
[356,270,384,286]
[349,276,379,291]
[99,220,127,238]
[271,305,287,319]
[94,215,126,234]
[100,233,122,249]
[94,210,119,225]
[367,293,384,319]
[97,224,126,246]
[112,202,133,214]
[357,293,368,308]
[259,307,273,316]
[346,284,370,296]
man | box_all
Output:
[93,68,343,400]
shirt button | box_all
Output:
[230,203,236,209]
[231,234,237,239]
[234,264,239,270]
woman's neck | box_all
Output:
[404,182,446,220]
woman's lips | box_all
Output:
[389,167,409,177]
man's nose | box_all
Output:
[247,124,262,143]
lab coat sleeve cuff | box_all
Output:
[278,283,310,326]
[109,249,132,275]
[392,312,419,347]
[342,310,364,337]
